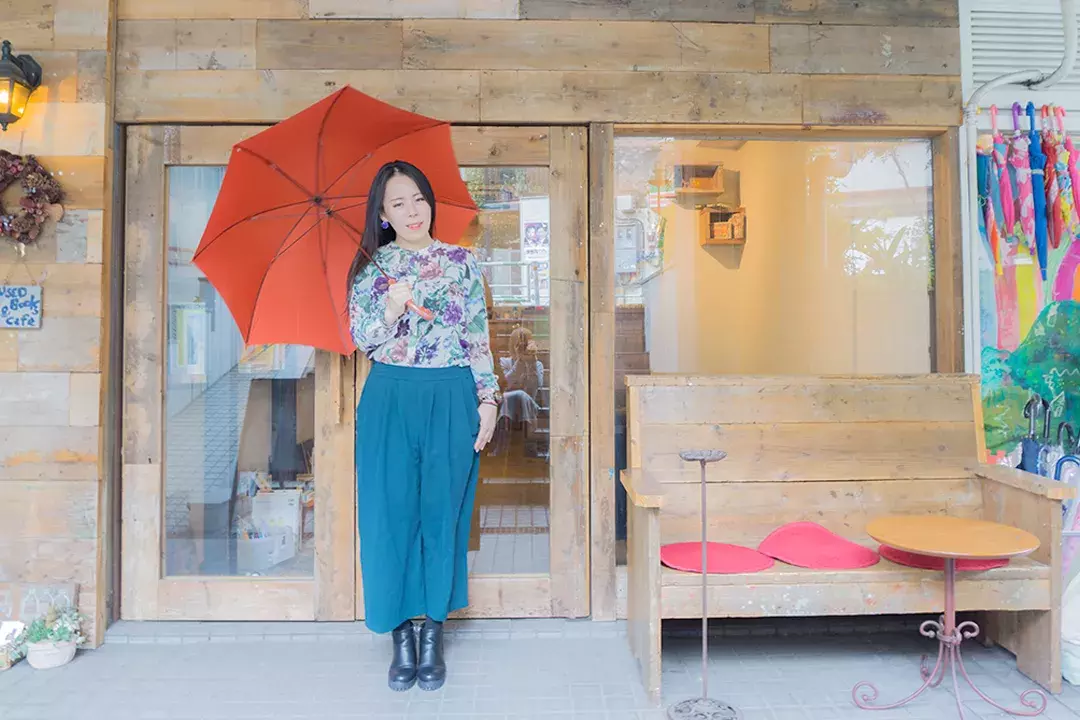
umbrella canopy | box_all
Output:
[1008,103,1036,249]
[991,106,1017,237]
[192,86,478,355]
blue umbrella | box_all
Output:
[1027,102,1050,281]
[1020,396,1043,473]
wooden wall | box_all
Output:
[0,1,115,644]
[114,1,961,126]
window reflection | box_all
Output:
[612,138,935,562]
[164,166,316,577]
[463,167,551,575]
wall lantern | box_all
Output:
[0,40,42,131]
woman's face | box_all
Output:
[380,173,431,243]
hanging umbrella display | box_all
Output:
[192,86,478,355]
[1059,107,1080,216]
[1028,102,1051,281]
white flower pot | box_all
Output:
[26,640,76,670]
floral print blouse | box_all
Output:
[348,240,499,405]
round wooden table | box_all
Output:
[852,515,1047,718]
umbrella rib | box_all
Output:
[236,146,316,199]
[315,90,347,198]
[321,119,445,198]
[192,198,313,261]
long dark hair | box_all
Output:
[346,160,437,292]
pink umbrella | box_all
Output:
[1059,107,1080,217]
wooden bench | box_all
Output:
[620,374,1073,702]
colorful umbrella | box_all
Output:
[978,137,1003,275]
[1040,106,1065,250]
[1008,103,1036,249]
[1028,102,1050,281]
[1060,107,1080,215]
[192,86,478,355]
[1051,106,1080,237]
[990,105,1016,238]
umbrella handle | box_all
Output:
[1056,106,1068,134]
[990,105,999,136]
[387,278,436,322]
[1013,103,1023,132]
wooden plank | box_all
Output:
[520,0,754,22]
[28,51,79,103]
[53,0,109,51]
[588,122,616,623]
[615,123,949,139]
[803,75,961,126]
[451,576,552,617]
[547,126,589,619]
[979,481,1063,693]
[166,125,550,166]
[314,351,356,620]
[975,463,1075,501]
[118,0,308,19]
[770,25,960,76]
[116,70,482,123]
[4,102,107,156]
[932,128,965,372]
[0,264,101,317]
[310,0,519,18]
[638,422,979,482]
[0,481,97,538]
[626,501,662,702]
[177,20,257,70]
[118,20,178,71]
[451,127,550,166]
[256,20,402,70]
[548,436,588,617]
[758,0,959,27]
[36,157,106,209]
[658,478,983,545]
[120,463,160,619]
[123,126,165,466]
[636,378,977,425]
[0,1,55,48]
[157,579,314,619]
[619,470,665,509]
[661,575,1050,619]
[481,71,804,124]
[404,20,769,72]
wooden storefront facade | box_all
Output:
[0,0,964,643]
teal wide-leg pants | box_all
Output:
[355,362,480,634]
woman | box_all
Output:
[347,161,499,692]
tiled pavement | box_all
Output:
[3,619,1080,719]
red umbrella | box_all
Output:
[192,86,478,355]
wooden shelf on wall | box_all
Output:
[698,206,746,247]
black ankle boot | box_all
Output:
[388,620,417,691]
[417,618,446,691]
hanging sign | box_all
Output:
[0,285,42,328]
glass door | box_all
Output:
[121,126,356,620]
[120,125,589,621]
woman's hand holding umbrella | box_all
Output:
[384,281,420,324]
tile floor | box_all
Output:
[2,618,1079,719]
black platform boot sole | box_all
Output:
[389,676,417,692]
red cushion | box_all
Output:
[879,545,1009,572]
[660,541,775,574]
[758,522,880,569]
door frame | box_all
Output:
[120,125,590,621]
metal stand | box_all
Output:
[853,558,1048,718]
[667,450,740,720]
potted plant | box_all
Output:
[12,605,85,670]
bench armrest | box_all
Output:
[971,463,1076,501]
[620,469,665,509]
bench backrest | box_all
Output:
[625,374,987,543]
